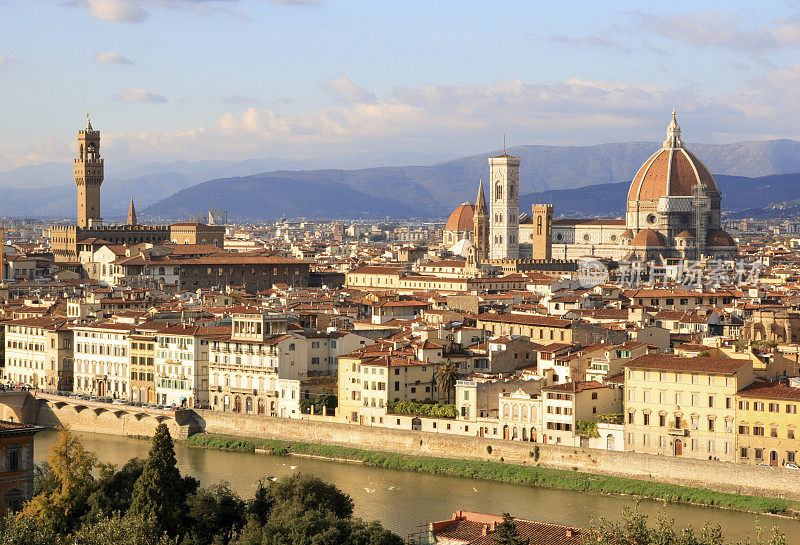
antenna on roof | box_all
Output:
[503,133,506,155]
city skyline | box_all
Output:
[4,1,800,171]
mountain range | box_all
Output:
[5,139,800,220]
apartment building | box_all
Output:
[154,324,211,407]
[206,313,300,416]
[541,381,621,446]
[3,317,72,390]
[624,355,754,461]
[129,328,160,404]
[585,341,656,383]
[476,313,573,344]
[736,379,800,466]
[337,348,437,425]
[73,322,135,398]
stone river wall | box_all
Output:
[193,410,800,501]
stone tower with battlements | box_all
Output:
[489,153,520,260]
[74,115,104,228]
[529,203,553,260]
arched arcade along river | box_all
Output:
[34,431,800,542]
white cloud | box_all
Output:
[322,75,376,104]
[76,0,321,23]
[114,88,169,103]
[637,10,800,51]
[86,0,150,23]
[0,55,20,67]
[94,51,135,65]
[15,64,800,169]
[223,94,259,105]
[544,31,630,51]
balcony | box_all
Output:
[667,427,688,436]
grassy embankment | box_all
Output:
[186,432,796,515]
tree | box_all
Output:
[0,514,58,545]
[242,505,403,545]
[435,359,460,404]
[575,420,600,439]
[84,458,145,523]
[492,513,529,545]
[22,427,97,533]
[264,473,354,519]
[183,483,246,545]
[585,506,787,545]
[70,513,178,545]
[128,424,185,535]
[314,388,338,415]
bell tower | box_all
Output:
[489,152,520,260]
[75,114,104,228]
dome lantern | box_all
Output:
[663,108,682,149]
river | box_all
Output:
[34,430,800,542]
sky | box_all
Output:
[3,0,800,171]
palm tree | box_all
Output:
[435,359,460,404]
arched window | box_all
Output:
[537,216,543,235]
[495,184,503,201]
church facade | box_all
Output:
[444,112,737,264]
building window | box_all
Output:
[8,449,20,471]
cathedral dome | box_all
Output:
[445,203,475,232]
[627,111,718,202]
[631,228,667,248]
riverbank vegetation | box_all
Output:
[1,426,403,545]
[186,432,796,515]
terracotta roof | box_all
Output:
[675,230,695,238]
[630,228,667,248]
[625,354,749,375]
[433,512,584,545]
[738,380,800,401]
[706,229,736,247]
[445,203,475,232]
[543,380,607,393]
[477,313,571,328]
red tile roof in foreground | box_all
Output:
[431,511,584,545]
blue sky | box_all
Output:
[2,0,800,170]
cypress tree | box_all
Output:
[128,424,184,535]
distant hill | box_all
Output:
[143,175,424,220]
[520,172,800,219]
[8,139,800,220]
